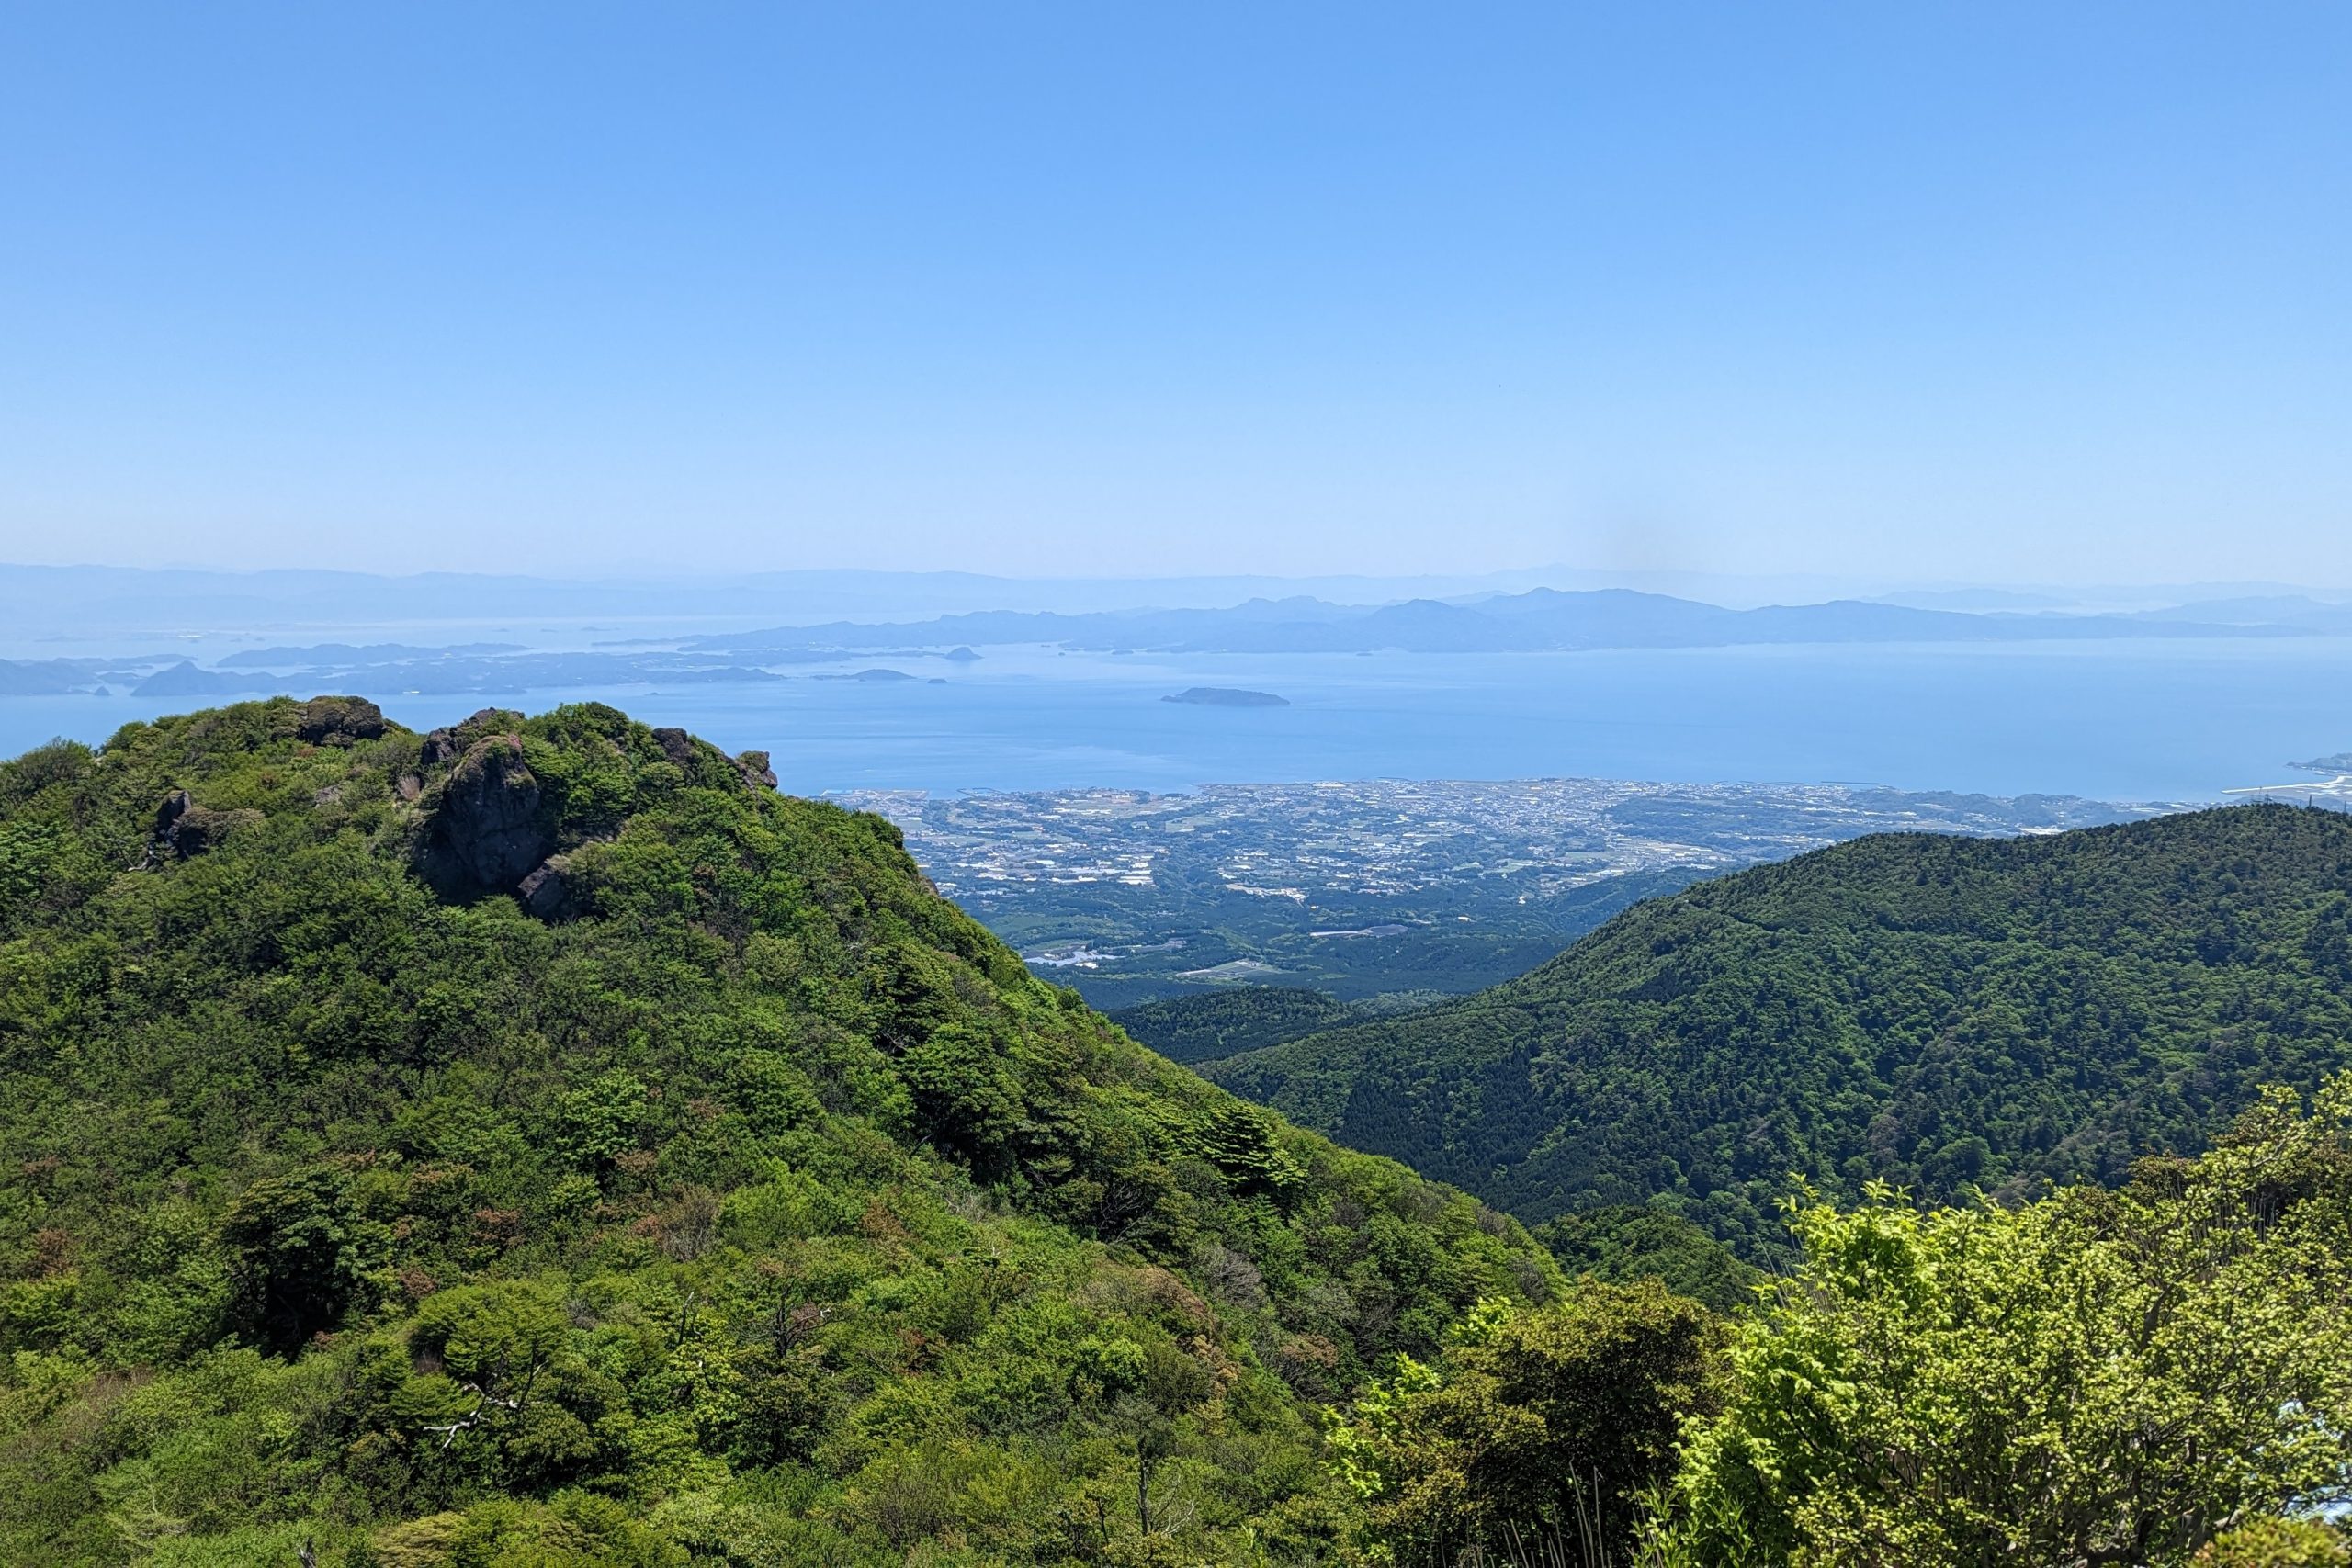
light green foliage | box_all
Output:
[2195,1518,2351,1567]
[1328,1283,1725,1565]
[1648,1077,2352,1567]
[555,1071,650,1168]
[0,698,1558,1563]
[1534,1205,1762,1316]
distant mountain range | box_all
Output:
[684,586,2317,657]
[6,570,2350,704]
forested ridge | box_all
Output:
[1207,805,2352,1253]
[0,698,1556,1564]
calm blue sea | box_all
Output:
[6,639,2350,803]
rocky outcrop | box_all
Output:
[153,788,190,844]
[517,854,577,921]
[173,806,263,855]
[417,736,552,899]
[419,708,526,770]
[736,750,777,790]
[652,728,699,769]
[292,696,387,746]
[150,789,262,857]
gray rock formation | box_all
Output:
[517,854,576,920]
[153,788,190,844]
[150,789,261,857]
[419,708,526,769]
[418,735,552,898]
[292,695,388,746]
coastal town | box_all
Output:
[831,777,2160,1007]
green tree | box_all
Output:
[1535,1205,1761,1315]
[220,1167,381,1357]
[1648,1075,2352,1567]
[2195,1518,2350,1567]
[1329,1283,1725,1564]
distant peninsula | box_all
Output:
[2292,752,2352,773]
[1163,686,1289,707]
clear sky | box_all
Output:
[2,3,2347,585]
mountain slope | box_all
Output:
[1206,806,2352,1254]
[1108,987,1363,1064]
[0,698,1555,1564]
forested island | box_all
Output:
[0,699,2344,1565]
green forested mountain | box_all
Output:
[1207,806,2352,1253]
[1108,988,1363,1065]
[0,698,1557,1565]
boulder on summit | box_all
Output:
[290,694,387,746]
[416,734,553,898]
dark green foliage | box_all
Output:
[1111,987,1361,1064]
[1329,1283,1726,1565]
[220,1166,387,1358]
[1533,1206,1761,1315]
[0,697,1557,1564]
[1209,807,2352,1254]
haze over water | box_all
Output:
[11,637,2349,804]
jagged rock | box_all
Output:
[419,708,525,770]
[170,806,262,855]
[292,696,387,746]
[153,789,191,842]
[417,736,551,897]
[736,750,777,791]
[517,854,576,920]
[152,790,261,857]
[652,728,699,769]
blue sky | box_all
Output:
[2,3,2347,584]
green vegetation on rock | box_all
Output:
[1207,807,2352,1254]
[0,698,1558,1565]
[6,697,2347,1568]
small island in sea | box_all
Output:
[1162,686,1290,707]
[2292,751,2352,773]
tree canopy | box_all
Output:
[1648,1075,2352,1566]
[1334,1080,2352,1568]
